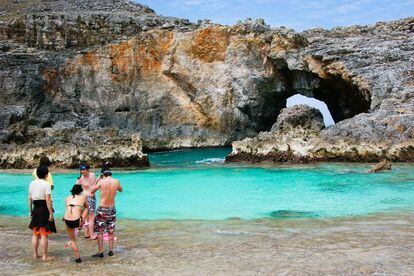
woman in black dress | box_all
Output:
[28,165,56,260]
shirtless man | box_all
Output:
[76,163,97,240]
[91,163,123,258]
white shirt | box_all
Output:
[29,179,51,200]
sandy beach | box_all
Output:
[1,212,414,275]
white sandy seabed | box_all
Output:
[1,212,414,275]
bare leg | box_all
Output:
[97,233,104,253]
[89,213,96,239]
[84,213,90,237]
[32,234,39,259]
[40,235,50,260]
[67,228,80,259]
[108,232,114,252]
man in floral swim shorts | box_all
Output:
[91,163,123,258]
[94,206,116,234]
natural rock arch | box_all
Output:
[254,57,371,131]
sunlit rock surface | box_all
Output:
[0,128,149,169]
[1,0,413,167]
[227,105,414,163]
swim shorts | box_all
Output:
[94,206,116,234]
[87,196,96,214]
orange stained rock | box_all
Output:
[133,31,174,76]
[188,27,230,63]
[304,56,328,79]
[76,52,101,71]
[396,125,405,135]
[270,33,304,53]
[326,61,352,82]
[110,40,137,83]
[42,68,58,93]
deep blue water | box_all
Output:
[1,148,414,220]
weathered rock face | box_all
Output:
[227,105,414,163]
[271,105,324,132]
[0,127,149,169]
[228,18,414,163]
[1,0,413,167]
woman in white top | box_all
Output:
[28,166,56,261]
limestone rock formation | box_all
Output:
[0,127,149,169]
[271,105,324,132]
[1,0,413,167]
[227,18,414,163]
[227,105,414,163]
[227,105,326,163]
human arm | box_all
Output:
[80,197,88,224]
[46,194,54,220]
[44,184,53,220]
[28,195,32,216]
[28,184,32,216]
[47,172,54,190]
[91,182,101,195]
[117,180,123,192]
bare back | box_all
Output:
[95,177,122,207]
[64,195,86,220]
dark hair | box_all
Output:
[70,184,83,197]
[39,156,51,167]
[36,165,49,179]
[100,161,112,177]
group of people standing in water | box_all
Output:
[28,156,123,263]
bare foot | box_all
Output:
[42,256,54,261]
[90,235,97,240]
[33,253,39,259]
[64,241,72,248]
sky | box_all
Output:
[136,0,414,31]
[287,94,335,126]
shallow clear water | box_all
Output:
[1,148,414,220]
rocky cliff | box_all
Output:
[1,0,413,168]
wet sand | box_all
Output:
[1,213,414,275]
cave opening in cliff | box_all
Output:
[256,58,371,131]
[286,94,335,127]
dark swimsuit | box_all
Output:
[64,202,83,229]
[64,218,80,228]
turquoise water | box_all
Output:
[1,148,414,220]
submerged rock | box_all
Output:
[269,210,319,219]
[368,160,392,173]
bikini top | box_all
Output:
[66,202,83,214]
